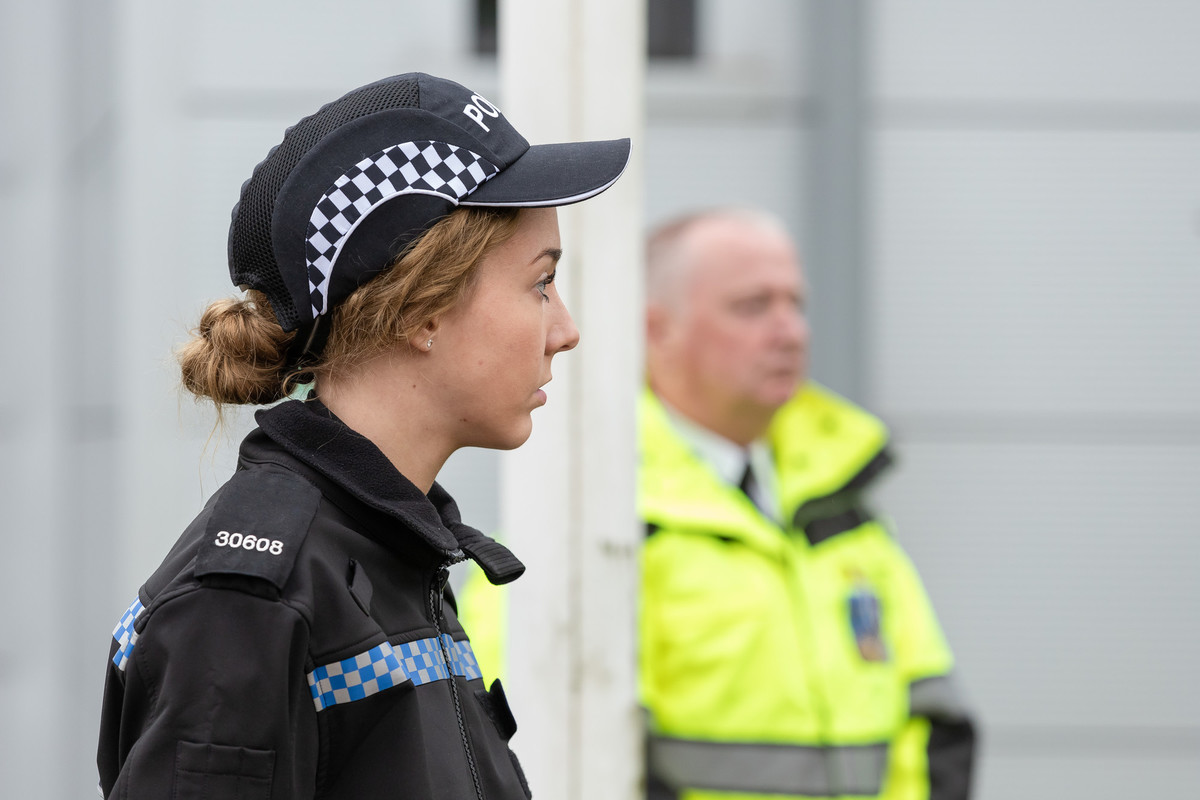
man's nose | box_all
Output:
[775,305,808,345]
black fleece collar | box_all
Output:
[251,399,525,584]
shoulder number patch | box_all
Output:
[213,530,286,555]
[195,466,322,591]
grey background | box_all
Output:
[2,0,1196,797]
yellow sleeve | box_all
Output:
[879,536,955,684]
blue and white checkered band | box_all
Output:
[112,597,145,671]
[443,634,482,681]
[307,635,483,712]
[305,140,499,320]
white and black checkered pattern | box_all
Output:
[305,141,499,318]
[111,597,145,672]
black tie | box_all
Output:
[738,461,767,516]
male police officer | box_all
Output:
[639,208,975,800]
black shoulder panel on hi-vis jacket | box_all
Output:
[195,466,322,591]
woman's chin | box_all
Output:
[472,419,534,451]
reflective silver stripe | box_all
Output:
[910,673,971,720]
[648,735,889,796]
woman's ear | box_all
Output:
[416,318,439,352]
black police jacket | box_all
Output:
[97,399,531,799]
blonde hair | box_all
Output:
[178,206,522,410]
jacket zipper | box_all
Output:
[780,546,842,794]
[429,558,486,800]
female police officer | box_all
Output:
[96,72,629,800]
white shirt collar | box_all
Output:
[659,400,779,521]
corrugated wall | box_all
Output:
[868,2,1200,796]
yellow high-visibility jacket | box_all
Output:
[640,384,975,800]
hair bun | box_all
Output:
[179,291,294,407]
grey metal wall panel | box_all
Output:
[870,4,1200,795]
[182,0,475,94]
[183,119,303,300]
[875,440,1200,730]
[0,436,63,798]
[644,122,807,231]
[700,0,808,78]
[870,130,1200,417]
[875,1,1200,104]
[2,3,73,796]
[978,752,1200,800]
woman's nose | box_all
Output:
[549,299,581,354]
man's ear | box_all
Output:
[645,303,671,347]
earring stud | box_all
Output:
[426,338,434,350]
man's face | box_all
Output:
[653,219,809,436]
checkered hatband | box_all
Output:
[307,635,483,712]
[111,597,146,672]
[305,140,499,319]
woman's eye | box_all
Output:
[537,272,557,301]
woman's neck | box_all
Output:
[316,360,452,494]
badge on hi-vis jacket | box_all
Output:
[195,466,321,593]
[846,573,888,662]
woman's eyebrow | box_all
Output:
[534,247,564,265]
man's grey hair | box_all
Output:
[644,207,793,310]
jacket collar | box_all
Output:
[249,399,525,584]
[765,383,891,514]
[639,383,892,552]
[639,388,786,555]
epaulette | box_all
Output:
[194,465,322,594]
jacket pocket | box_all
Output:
[173,741,275,800]
[474,678,518,740]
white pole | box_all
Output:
[498,1,646,799]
